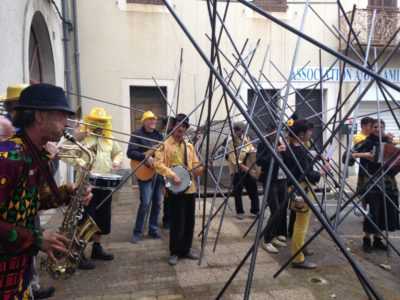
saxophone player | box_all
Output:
[0,84,93,300]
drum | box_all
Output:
[165,166,192,194]
[89,173,123,190]
[244,152,261,180]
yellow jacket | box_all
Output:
[227,136,255,175]
[353,132,367,145]
[154,136,203,194]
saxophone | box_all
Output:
[43,131,101,280]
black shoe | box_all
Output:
[302,247,314,256]
[91,244,114,261]
[373,238,388,251]
[183,251,199,260]
[148,231,163,239]
[168,255,179,266]
[78,255,95,270]
[32,286,55,299]
[362,237,373,253]
[292,260,317,269]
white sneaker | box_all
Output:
[276,235,286,242]
[236,213,245,220]
[272,237,286,248]
[263,243,278,254]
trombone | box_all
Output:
[67,119,164,151]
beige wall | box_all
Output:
[75,0,400,168]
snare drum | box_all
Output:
[89,173,123,190]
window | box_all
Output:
[295,89,323,150]
[29,12,55,84]
[127,0,163,4]
[368,0,398,10]
[247,89,280,136]
[253,0,288,13]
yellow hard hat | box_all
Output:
[0,84,29,102]
[85,107,112,121]
[141,111,157,123]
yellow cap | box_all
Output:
[0,84,29,102]
[85,107,112,121]
[141,111,157,123]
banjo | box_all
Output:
[165,166,193,194]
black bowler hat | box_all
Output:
[15,83,75,115]
[174,113,190,128]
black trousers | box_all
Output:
[162,195,170,226]
[169,193,195,256]
[263,179,288,243]
[364,192,400,234]
[233,172,260,214]
[82,188,112,235]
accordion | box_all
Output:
[375,143,400,173]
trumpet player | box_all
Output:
[63,107,122,270]
[0,84,93,300]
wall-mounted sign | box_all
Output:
[292,67,400,82]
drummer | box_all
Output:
[154,113,205,266]
[63,107,122,270]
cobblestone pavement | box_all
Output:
[37,177,400,299]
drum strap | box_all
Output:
[22,131,63,204]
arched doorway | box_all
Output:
[29,11,55,84]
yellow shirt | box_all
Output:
[227,136,255,175]
[353,132,368,145]
[154,136,203,194]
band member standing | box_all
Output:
[353,119,399,253]
[227,122,260,219]
[64,107,122,269]
[154,114,204,266]
[0,83,92,299]
[127,111,164,243]
[1,83,56,299]
[256,123,288,253]
[284,119,330,269]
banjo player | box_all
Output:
[154,113,205,266]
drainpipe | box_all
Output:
[61,0,74,184]
[71,0,82,120]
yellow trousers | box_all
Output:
[290,183,313,263]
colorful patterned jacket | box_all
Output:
[0,132,69,299]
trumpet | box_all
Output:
[57,144,84,158]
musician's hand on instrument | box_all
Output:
[239,164,249,173]
[81,186,93,206]
[172,174,182,186]
[44,142,60,158]
[362,152,375,161]
[112,162,122,170]
[145,156,155,169]
[41,232,70,264]
[74,130,90,142]
[319,162,331,176]
[67,183,77,195]
[387,132,394,140]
